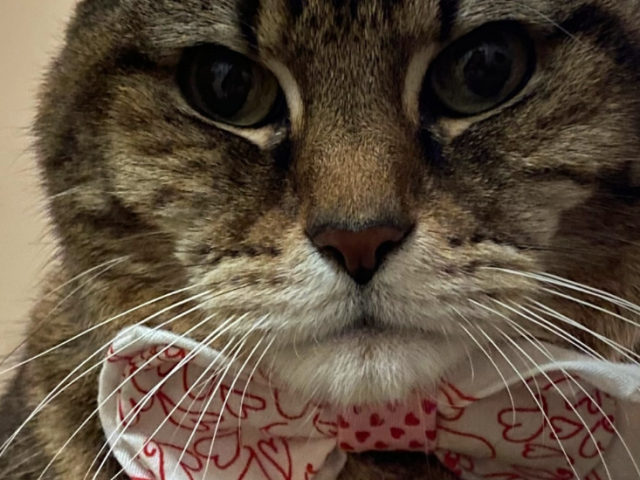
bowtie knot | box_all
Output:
[99,327,640,480]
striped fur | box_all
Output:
[3,0,640,478]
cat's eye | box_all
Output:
[178,45,284,127]
[427,22,535,117]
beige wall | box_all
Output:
[0,1,77,362]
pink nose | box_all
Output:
[312,226,410,284]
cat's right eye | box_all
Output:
[426,22,535,117]
[178,45,285,128]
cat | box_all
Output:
[2,0,640,478]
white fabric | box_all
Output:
[98,326,640,480]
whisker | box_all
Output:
[299,379,332,451]
[171,336,248,480]
[5,280,258,467]
[528,299,640,364]
[29,258,128,327]
[464,311,581,480]
[163,352,236,451]
[0,448,44,478]
[164,369,221,448]
[36,309,234,480]
[201,336,268,480]
[235,334,283,456]
[533,271,640,313]
[237,334,277,432]
[0,289,217,461]
[0,284,207,377]
[541,286,640,331]
[496,299,604,360]
[0,257,127,367]
[500,311,640,480]
[35,257,127,307]
[91,313,249,480]
[451,306,517,421]
[101,313,271,480]
[491,320,613,480]
[160,333,272,458]
[484,268,640,317]
[173,315,274,480]
[139,325,272,452]
[515,2,580,42]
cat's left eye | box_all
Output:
[178,45,285,127]
[426,22,535,117]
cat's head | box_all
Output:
[37,0,640,405]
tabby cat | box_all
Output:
[2,0,640,478]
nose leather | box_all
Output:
[312,226,409,284]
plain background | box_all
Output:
[0,0,77,364]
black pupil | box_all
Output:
[462,37,512,98]
[196,54,253,118]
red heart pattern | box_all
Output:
[405,412,420,426]
[369,413,384,427]
[335,398,436,453]
[100,329,626,480]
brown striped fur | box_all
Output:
[3,0,640,478]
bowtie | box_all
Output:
[99,327,640,480]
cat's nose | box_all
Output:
[311,225,411,285]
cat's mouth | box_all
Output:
[322,318,440,342]
[265,314,468,406]
[336,317,392,334]
[298,314,442,348]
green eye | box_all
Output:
[178,45,285,127]
[427,22,535,117]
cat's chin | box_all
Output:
[267,330,471,407]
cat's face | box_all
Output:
[38,0,640,406]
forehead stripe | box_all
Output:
[554,4,640,73]
[237,0,261,50]
[438,0,460,41]
[288,0,305,18]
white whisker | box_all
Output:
[484,268,640,317]
[0,257,127,368]
[0,448,44,478]
[534,271,640,316]
[93,313,250,480]
[464,308,581,480]
[36,308,230,480]
[0,284,207,377]
[201,336,270,480]
[103,332,244,480]
[500,310,640,480]
[0,291,212,461]
[529,299,640,364]
[515,2,580,42]
[490,320,612,480]
[172,337,248,480]
[496,299,604,360]
[28,258,128,329]
[176,315,273,480]
[37,257,127,305]
[237,334,276,432]
[451,306,517,421]
[541,286,640,332]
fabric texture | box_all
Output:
[98,326,640,480]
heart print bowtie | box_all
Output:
[99,327,640,480]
